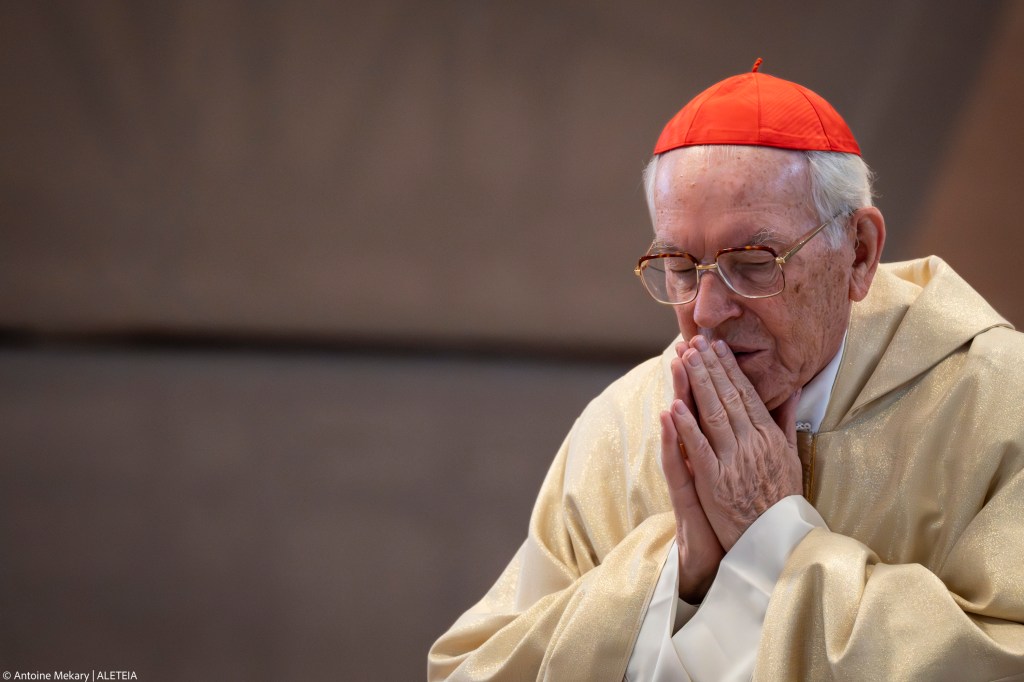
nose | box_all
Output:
[690,269,743,329]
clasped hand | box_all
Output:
[660,336,802,602]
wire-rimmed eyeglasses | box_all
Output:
[634,211,849,305]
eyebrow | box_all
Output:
[650,226,783,253]
[649,239,678,253]
[749,226,781,246]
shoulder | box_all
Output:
[958,325,1024,432]
[572,341,675,442]
[908,325,1024,494]
[948,324,1024,404]
[964,324,1024,368]
[583,352,668,417]
[557,340,677,528]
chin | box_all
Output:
[740,361,793,411]
[761,391,790,412]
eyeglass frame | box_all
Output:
[633,209,851,305]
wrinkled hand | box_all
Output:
[669,336,802,551]
[660,347,724,603]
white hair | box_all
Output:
[642,146,875,250]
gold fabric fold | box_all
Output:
[428,344,680,681]
[755,259,1024,681]
[429,256,1024,681]
[796,431,815,502]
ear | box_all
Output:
[848,207,885,302]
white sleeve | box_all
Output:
[625,495,826,682]
[625,537,696,681]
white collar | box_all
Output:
[795,333,846,433]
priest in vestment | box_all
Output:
[428,63,1024,681]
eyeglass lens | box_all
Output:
[641,250,784,303]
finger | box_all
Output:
[690,336,753,439]
[670,356,696,415]
[711,339,776,428]
[669,397,719,479]
[671,397,734,548]
[661,410,724,602]
[659,410,701,510]
[681,348,738,457]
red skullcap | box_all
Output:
[654,59,861,156]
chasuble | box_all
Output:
[428,256,1024,681]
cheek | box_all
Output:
[778,268,850,366]
[757,304,804,368]
[810,265,851,328]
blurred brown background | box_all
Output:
[1,1,1022,680]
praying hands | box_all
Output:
[660,336,803,602]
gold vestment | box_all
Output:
[428,257,1024,681]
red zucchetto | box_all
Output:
[654,58,861,156]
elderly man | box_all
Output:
[428,63,1024,680]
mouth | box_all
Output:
[699,336,767,364]
[730,348,766,364]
